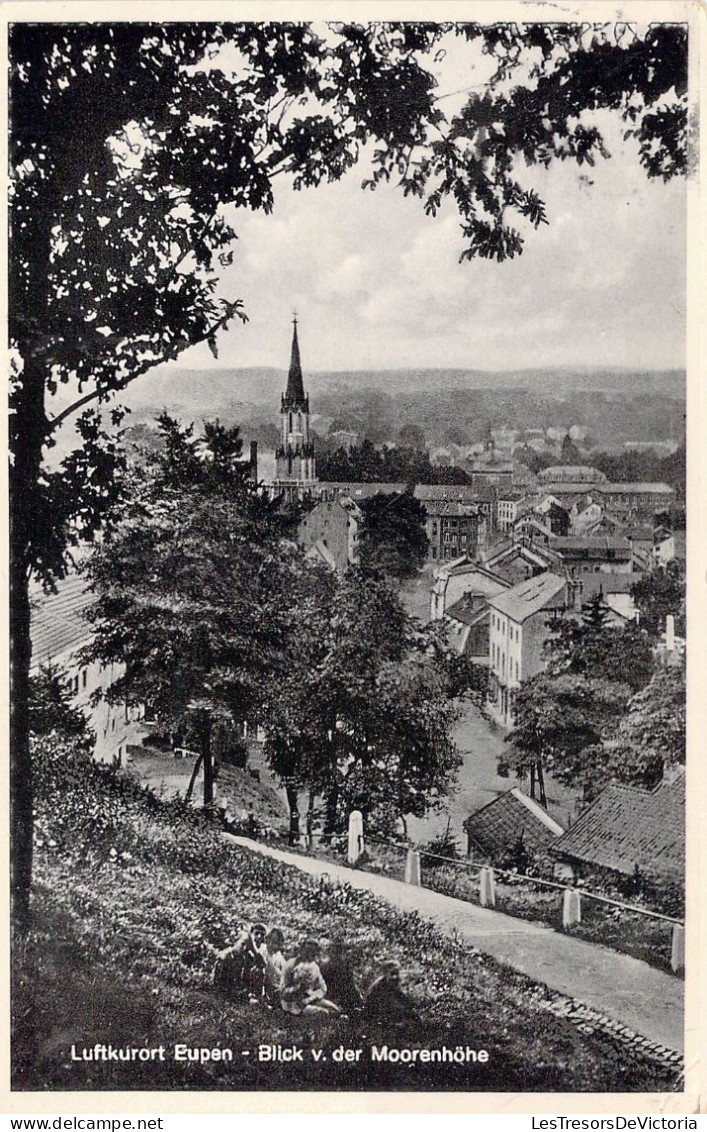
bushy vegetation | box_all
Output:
[13,734,676,1092]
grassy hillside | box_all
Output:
[13,736,678,1093]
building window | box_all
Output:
[82,669,88,689]
[72,674,79,695]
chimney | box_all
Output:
[665,614,675,652]
[249,440,258,483]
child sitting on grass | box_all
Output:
[280,938,341,1017]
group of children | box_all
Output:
[213,922,419,1024]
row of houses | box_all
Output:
[312,472,678,567]
[432,526,683,729]
[462,769,685,889]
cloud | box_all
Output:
[179,116,685,375]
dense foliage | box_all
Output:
[608,667,686,788]
[84,416,298,804]
[631,563,686,640]
[261,569,464,840]
[27,664,93,745]
[506,595,658,798]
[359,491,430,577]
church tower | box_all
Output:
[273,316,317,498]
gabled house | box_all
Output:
[550,771,685,886]
[570,497,603,536]
[444,592,494,663]
[430,556,509,621]
[487,571,569,726]
[512,512,553,544]
[464,788,565,862]
[481,538,562,586]
[550,535,635,577]
[297,496,362,572]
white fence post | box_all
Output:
[405,849,421,886]
[670,923,685,972]
[347,810,364,865]
[479,866,496,907]
[562,887,582,929]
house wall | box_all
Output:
[426,511,480,563]
[38,644,140,765]
[497,499,519,532]
[430,564,507,620]
[298,500,358,571]
[488,601,563,727]
[654,535,675,567]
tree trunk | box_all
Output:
[285,783,300,846]
[202,719,214,807]
[10,348,50,933]
[321,781,339,844]
[306,789,316,845]
[185,752,204,802]
[10,551,33,934]
[529,761,536,801]
[10,206,52,932]
[536,760,548,808]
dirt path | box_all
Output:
[225,834,684,1054]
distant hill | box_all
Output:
[121,365,685,416]
[117,364,685,454]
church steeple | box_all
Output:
[273,314,317,497]
[284,315,307,407]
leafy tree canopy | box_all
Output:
[83,415,296,773]
[631,563,686,640]
[545,591,654,692]
[608,665,686,788]
[28,664,93,746]
[262,570,464,837]
[359,491,430,579]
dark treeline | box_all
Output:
[317,438,686,498]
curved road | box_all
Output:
[226,834,685,1055]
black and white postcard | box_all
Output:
[4,0,702,1116]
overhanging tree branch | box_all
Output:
[45,300,246,435]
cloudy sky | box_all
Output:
[174,29,687,377]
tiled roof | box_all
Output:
[542,483,605,497]
[445,594,490,627]
[544,481,675,497]
[602,482,676,494]
[436,559,509,585]
[551,536,633,560]
[424,500,481,517]
[550,774,685,878]
[539,466,606,481]
[487,572,567,622]
[463,788,565,859]
[578,571,641,599]
[485,540,561,570]
[316,482,407,498]
[30,573,92,666]
[414,485,481,502]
